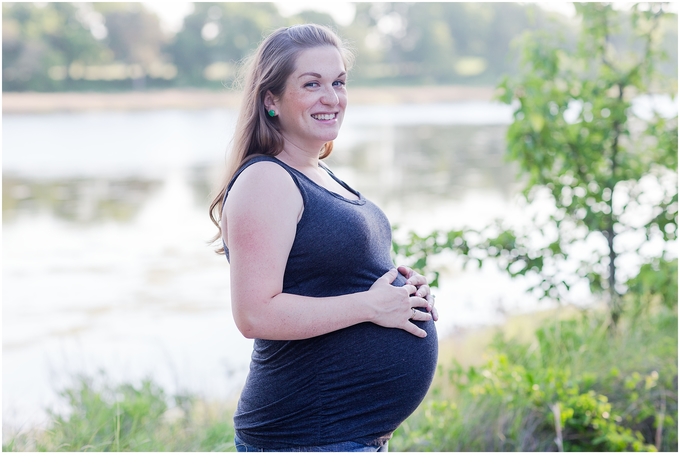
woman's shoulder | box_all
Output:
[227,157,303,209]
[235,157,296,185]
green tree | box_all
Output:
[394,3,678,325]
[2,2,105,91]
[167,2,285,88]
[344,2,559,86]
[94,2,167,90]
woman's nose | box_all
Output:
[321,86,339,106]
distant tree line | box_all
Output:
[2,2,677,93]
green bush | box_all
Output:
[392,308,677,451]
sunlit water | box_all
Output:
[4,98,672,430]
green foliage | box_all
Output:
[392,225,562,296]
[392,228,470,288]
[352,2,556,85]
[43,376,169,451]
[3,374,236,452]
[391,307,678,451]
[492,3,678,317]
[97,4,165,67]
[3,2,107,91]
[626,257,678,317]
[169,2,287,88]
[393,3,678,324]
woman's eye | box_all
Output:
[305,82,319,88]
[333,80,346,87]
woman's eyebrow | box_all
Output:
[297,71,347,79]
[297,72,322,79]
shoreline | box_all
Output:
[2,85,496,114]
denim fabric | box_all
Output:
[234,435,388,452]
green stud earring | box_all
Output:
[268,109,276,117]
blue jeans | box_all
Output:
[234,434,388,452]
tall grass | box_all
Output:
[3,374,236,452]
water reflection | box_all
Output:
[2,176,162,224]
[334,124,516,201]
[3,124,518,228]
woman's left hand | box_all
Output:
[398,265,439,321]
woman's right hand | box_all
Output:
[367,268,432,338]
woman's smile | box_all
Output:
[311,113,338,121]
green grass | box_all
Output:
[3,374,237,452]
[5,304,677,452]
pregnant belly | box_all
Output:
[235,318,438,446]
[315,319,439,434]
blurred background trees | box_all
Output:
[3,2,107,91]
[2,1,658,92]
[168,2,287,88]
[392,2,677,327]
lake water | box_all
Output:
[2,101,579,429]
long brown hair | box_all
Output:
[208,24,354,254]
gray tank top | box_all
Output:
[223,155,438,448]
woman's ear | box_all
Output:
[264,91,277,113]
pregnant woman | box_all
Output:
[209,24,438,452]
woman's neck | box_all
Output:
[276,140,324,170]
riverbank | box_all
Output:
[1,85,496,114]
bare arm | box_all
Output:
[224,162,430,341]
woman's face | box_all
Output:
[267,46,347,152]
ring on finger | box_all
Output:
[410,308,417,320]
